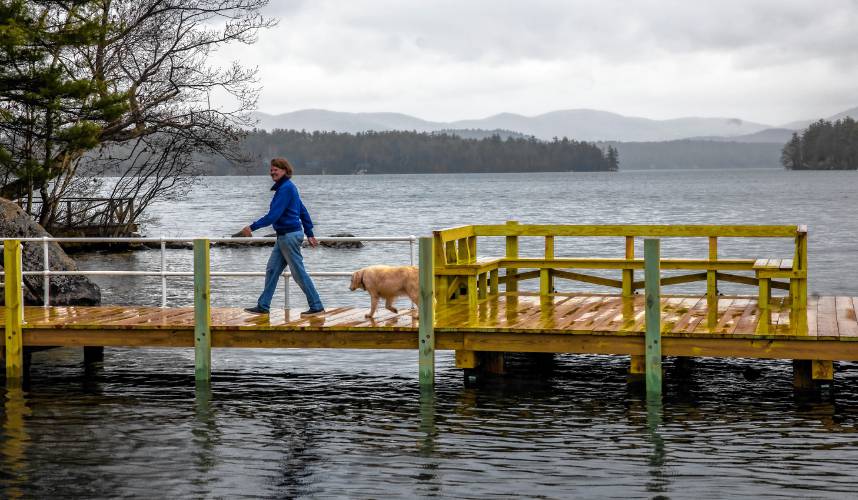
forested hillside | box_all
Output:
[214,129,618,174]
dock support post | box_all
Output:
[628,354,645,384]
[644,239,662,400]
[478,352,505,376]
[793,360,833,391]
[194,239,211,384]
[83,346,104,364]
[418,237,435,389]
[4,240,24,385]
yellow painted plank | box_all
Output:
[499,258,756,271]
[553,270,624,288]
[472,224,799,238]
[433,225,476,242]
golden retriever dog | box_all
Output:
[349,265,418,318]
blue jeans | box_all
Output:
[256,231,323,312]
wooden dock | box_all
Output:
[3,223,856,393]
[6,292,858,360]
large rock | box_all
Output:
[0,198,101,305]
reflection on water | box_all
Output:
[645,399,668,497]
[192,382,218,494]
[2,388,30,499]
[5,171,858,496]
[5,353,858,496]
[417,388,441,496]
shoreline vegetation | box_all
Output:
[212,129,620,175]
[192,129,791,175]
[782,118,858,170]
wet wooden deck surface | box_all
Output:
[7,293,858,359]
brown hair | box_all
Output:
[270,157,294,179]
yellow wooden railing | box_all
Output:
[432,221,808,313]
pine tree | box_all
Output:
[606,146,620,171]
[781,133,802,170]
[0,0,115,218]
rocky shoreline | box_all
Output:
[57,232,366,254]
[0,198,101,306]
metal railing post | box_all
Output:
[410,235,417,306]
[284,275,290,309]
[160,235,167,308]
[42,236,50,307]
[644,238,662,400]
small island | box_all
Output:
[781,117,858,170]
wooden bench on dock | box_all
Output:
[433,222,812,376]
[433,222,808,314]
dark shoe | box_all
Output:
[244,306,269,314]
[300,308,325,316]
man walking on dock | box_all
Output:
[240,158,325,316]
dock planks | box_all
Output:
[6,293,858,361]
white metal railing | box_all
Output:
[1,235,418,308]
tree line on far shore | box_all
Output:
[781,118,858,170]
[223,129,619,174]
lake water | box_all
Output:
[4,169,858,498]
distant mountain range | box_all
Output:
[250,106,857,143]
[780,106,858,130]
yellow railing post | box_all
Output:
[622,236,634,296]
[456,237,469,263]
[707,236,719,329]
[540,235,554,299]
[707,236,718,300]
[432,232,449,305]
[792,226,809,333]
[505,220,519,294]
[4,240,24,383]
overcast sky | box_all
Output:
[212,0,858,125]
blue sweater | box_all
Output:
[249,178,314,237]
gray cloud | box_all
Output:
[211,0,858,123]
